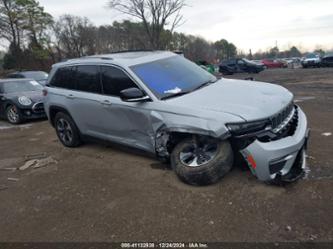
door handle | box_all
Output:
[66,94,75,99]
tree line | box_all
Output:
[0,0,238,71]
[0,0,317,72]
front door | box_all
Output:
[97,65,155,152]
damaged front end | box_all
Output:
[228,104,310,183]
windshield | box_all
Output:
[243,58,254,64]
[306,53,318,59]
[2,80,43,93]
[22,71,48,81]
[130,56,217,99]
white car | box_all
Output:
[302,53,321,68]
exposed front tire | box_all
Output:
[54,112,81,147]
[171,137,234,185]
[6,104,23,124]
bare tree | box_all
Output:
[0,0,24,51]
[108,0,186,49]
[53,15,97,58]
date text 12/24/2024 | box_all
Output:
[120,242,208,248]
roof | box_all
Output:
[0,78,34,83]
[9,70,46,74]
[53,50,177,68]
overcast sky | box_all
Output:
[38,0,333,53]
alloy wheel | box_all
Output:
[179,140,218,167]
[7,105,20,123]
[56,118,73,144]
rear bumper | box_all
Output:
[241,107,309,181]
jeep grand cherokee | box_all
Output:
[44,51,309,185]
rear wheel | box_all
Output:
[171,137,233,185]
[6,105,23,124]
[54,112,81,147]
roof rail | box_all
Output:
[86,56,113,60]
[110,49,155,54]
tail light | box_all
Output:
[42,89,48,96]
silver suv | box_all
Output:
[44,51,309,185]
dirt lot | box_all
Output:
[0,68,332,242]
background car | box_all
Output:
[301,53,321,68]
[6,71,49,85]
[219,58,265,75]
[196,60,216,74]
[321,53,333,67]
[0,79,46,124]
[261,59,285,69]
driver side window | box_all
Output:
[101,66,138,97]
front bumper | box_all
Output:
[21,102,46,120]
[302,61,320,66]
[241,107,309,181]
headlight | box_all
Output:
[18,96,32,106]
[227,120,269,136]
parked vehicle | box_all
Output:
[0,79,46,124]
[261,59,285,69]
[197,60,215,74]
[321,53,333,67]
[44,51,309,185]
[301,53,321,68]
[7,71,49,85]
[251,60,264,66]
[219,58,265,75]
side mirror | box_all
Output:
[120,88,150,102]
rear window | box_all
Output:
[21,71,48,81]
[76,65,101,93]
[50,67,76,90]
[8,74,24,79]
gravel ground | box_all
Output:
[0,68,332,242]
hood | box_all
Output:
[37,79,47,86]
[5,91,44,103]
[247,61,264,67]
[166,79,293,121]
[304,57,320,62]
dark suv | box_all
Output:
[219,58,265,75]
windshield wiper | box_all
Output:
[160,91,191,100]
[160,79,218,100]
[192,78,218,91]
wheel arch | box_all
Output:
[155,127,231,159]
[48,105,72,127]
[4,100,16,110]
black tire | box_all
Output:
[54,112,81,147]
[6,104,23,124]
[171,137,234,185]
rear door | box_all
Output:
[66,65,111,136]
[236,59,247,72]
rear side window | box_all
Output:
[101,66,138,97]
[50,67,76,90]
[76,65,101,93]
[8,74,24,79]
